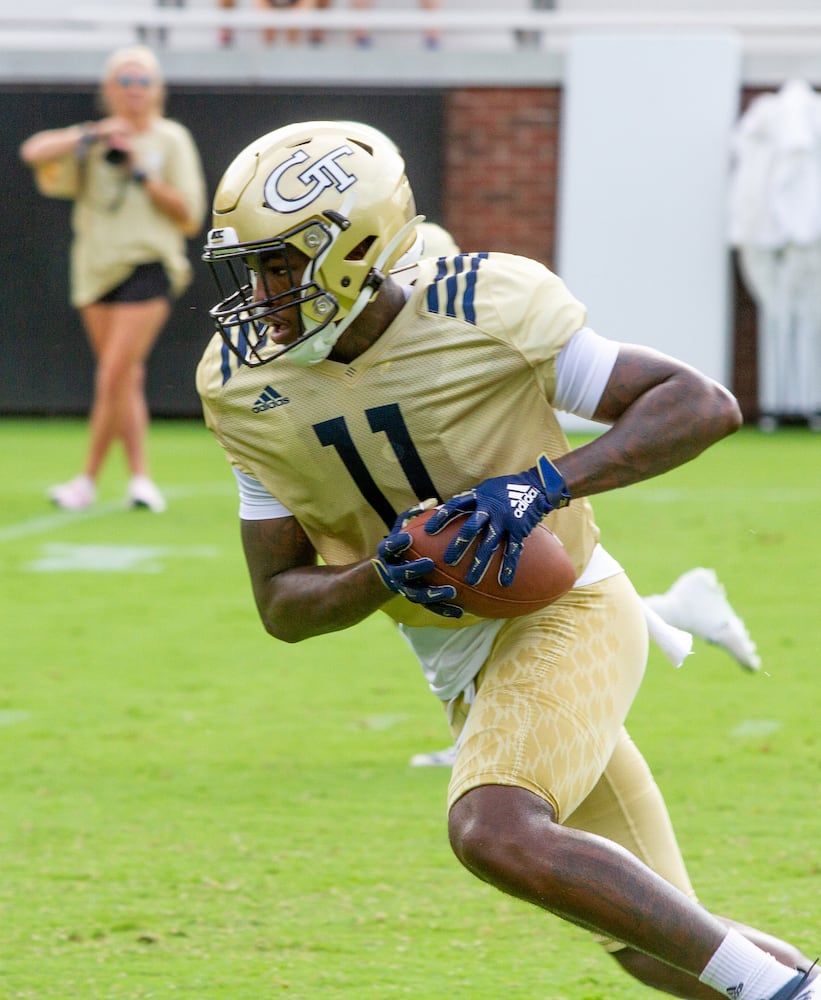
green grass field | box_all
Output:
[0,417,818,999]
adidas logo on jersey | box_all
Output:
[252,386,290,412]
[507,483,540,518]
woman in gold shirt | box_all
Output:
[19,45,206,512]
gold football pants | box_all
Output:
[447,572,697,950]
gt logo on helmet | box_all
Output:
[263,145,357,214]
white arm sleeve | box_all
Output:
[553,326,620,419]
[233,467,292,520]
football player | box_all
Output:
[197,121,817,1000]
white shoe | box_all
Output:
[409,744,458,768]
[646,568,761,671]
[127,476,166,513]
[47,475,96,510]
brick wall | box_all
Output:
[442,87,561,268]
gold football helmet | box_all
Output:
[203,121,421,366]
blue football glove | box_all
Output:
[372,509,463,619]
[424,454,571,588]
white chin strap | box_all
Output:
[393,227,425,269]
[285,214,424,367]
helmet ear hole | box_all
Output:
[345,236,376,262]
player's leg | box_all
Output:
[450,783,732,985]
[566,730,813,996]
[450,786,816,999]
[445,576,813,999]
[446,578,722,980]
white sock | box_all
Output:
[699,929,798,999]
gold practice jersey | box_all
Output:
[197,252,602,629]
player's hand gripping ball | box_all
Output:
[403,506,576,619]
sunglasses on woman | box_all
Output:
[115,74,154,88]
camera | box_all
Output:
[104,145,129,166]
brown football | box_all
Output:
[404,508,576,619]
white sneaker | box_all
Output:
[48,475,96,510]
[409,744,458,768]
[645,568,761,671]
[127,476,166,513]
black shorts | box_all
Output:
[98,262,170,304]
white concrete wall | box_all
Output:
[557,33,741,387]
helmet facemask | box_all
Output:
[204,218,341,367]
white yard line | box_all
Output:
[0,484,235,543]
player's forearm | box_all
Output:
[255,560,390,643]
[560,367,742,498]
